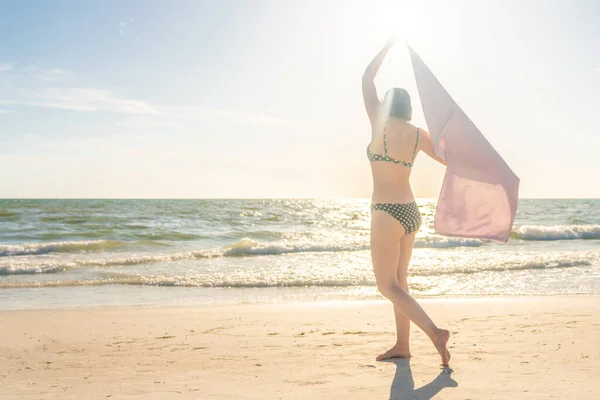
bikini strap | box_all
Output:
[412,128,420,162]
[383,120,389,157]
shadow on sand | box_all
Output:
[382,358,457,400]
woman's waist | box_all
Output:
[371,186,415,204]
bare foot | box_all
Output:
[376,345,411,361]
[433,329,451,366]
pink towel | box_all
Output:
[408,45,520,242]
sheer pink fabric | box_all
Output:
[408,45,520,242]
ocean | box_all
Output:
[0,198,599,309]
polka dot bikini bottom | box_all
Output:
[371,202,422,234]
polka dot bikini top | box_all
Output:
[367,122,420,168]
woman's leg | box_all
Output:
[375,233,414,360]
[371,211,451,365]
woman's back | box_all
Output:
[367,117,420,204]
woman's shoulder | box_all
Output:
[416,126,430,138]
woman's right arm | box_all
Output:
[362,39,395,124]
[419,129,447,166]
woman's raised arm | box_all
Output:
[362,39,395,124]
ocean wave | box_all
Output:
[220,238,371,257]
[0,275,376,289]
[415,258,594,276]
[0,240,167,257]
[71,239,370,267]
[1,237,372,267]
[73,251,213,267]
[130,231,201,241]
[222,236,482,256]
[0,263,67,275]
[0,233,483,263]
[0,210,20,218]
[415,237,483,248]
[40,215,88,224]
[0,254,594,288]
[512,225,600,240]
[62,236,484,268]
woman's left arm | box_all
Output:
[419,129,447,166]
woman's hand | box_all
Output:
[419,129,447,166]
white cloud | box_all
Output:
[25,66,74,81]
[117,116,186,129]
[0,64,74,81]
[160,105,296,126]
[116,106,297,130]
[209,108,296,126]
[0,109,13,114]
[2,88,160,115]
[0,64,294,124]
[2,87,292,123]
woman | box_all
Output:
[363,39,451,366]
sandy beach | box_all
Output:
[1,295,599,399]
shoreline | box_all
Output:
[2,287,600,311]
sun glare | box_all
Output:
[341,0,459,53]
[373,1,420,45]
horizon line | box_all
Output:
[1,197,599,201]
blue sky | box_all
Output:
[1,0,599,198]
